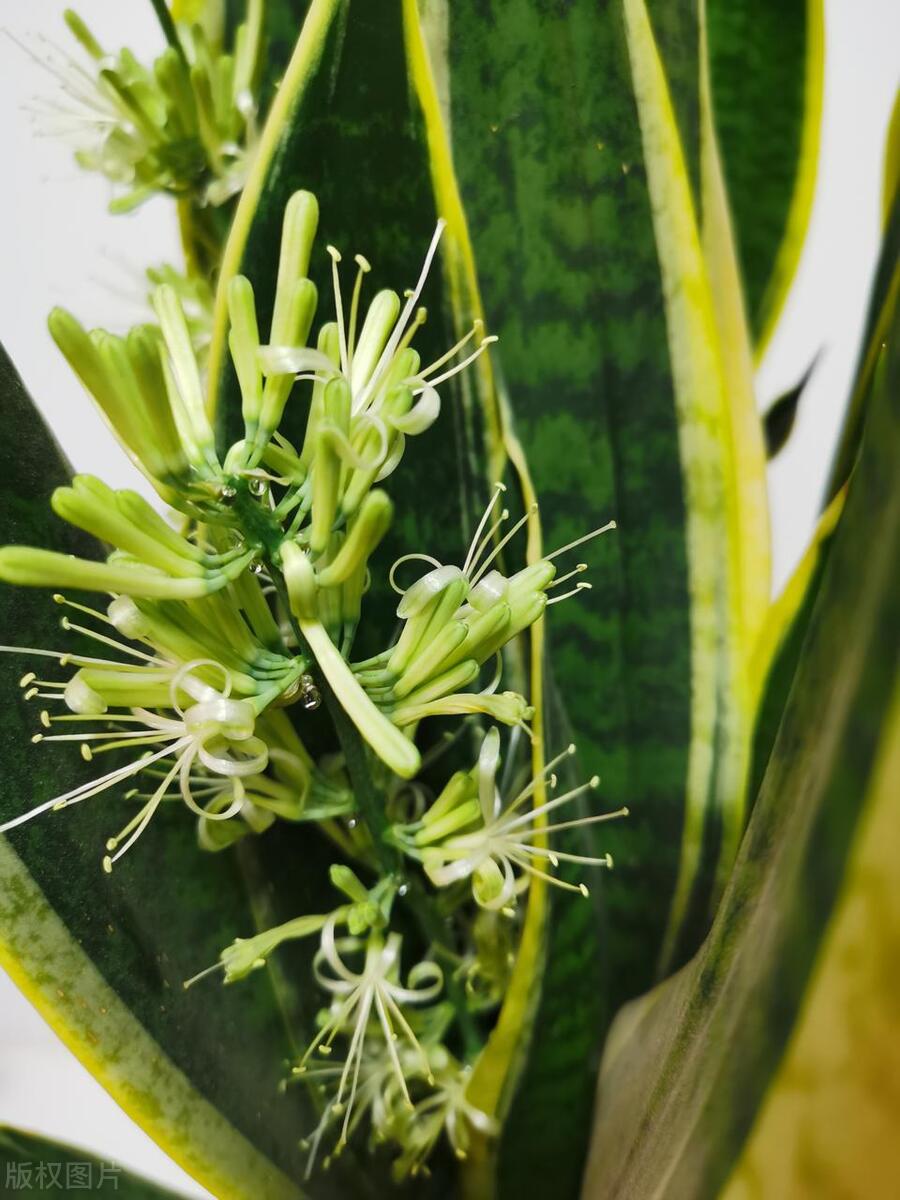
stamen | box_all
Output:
[35,729,175,744]
[506,852,591,896]
[40,712,149,724]
[547,563,588,589]
[544,520,616,563]
[105,756,182,870]
[355,220,446,412]
[415,335,497,391]
[326,245,350,378]
[393,306,428,359]
[462,481,507,578]
[59,617,159,663]
[0,739,187,834]
[0,645,155,669]
[547,581,592,605]
[502,776,601,833]
[53,593,113,623]
[465,509,509,583]
[183,959,226,990]
[521,844,616,867]
[514,806,629,840]
[418,321,483,381]
[0,645,72,661]
[347,254,371,362]
[506,743,576,814]
[470,504,538,587]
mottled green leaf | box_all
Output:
[749,131,900,817]
[581,301,900,1199]
[426,0,762,1075]
[202,2,776,1195]
[707,0,824,350]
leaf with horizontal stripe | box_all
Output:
[581,296,900,1200]
[706,0,824,352]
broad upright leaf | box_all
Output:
[707,0,825,350]
[581,301,900,1199]
[423,0,763,1003]
[0,343,392,1200]
[202,3,774,1195]
[749,132,900,810]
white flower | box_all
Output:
[1,657,271,871]
[389,1051,497,1179]
[397,728,628,911]
[293,917,444,1150]
[0,582,310,867]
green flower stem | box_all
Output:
[404,875,482,1061]
[323,683,481,1059]
[229,479,288,558]
[271,570,481,1059]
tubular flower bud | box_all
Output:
[282,540,421,779]
[0,474,255,603]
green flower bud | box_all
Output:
[316,490,393,588]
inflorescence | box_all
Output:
[0,179,621,1177]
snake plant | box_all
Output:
[0,2,896,1199]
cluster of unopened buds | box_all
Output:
[0,185,622,1178]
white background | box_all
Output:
[0,2,897,1196]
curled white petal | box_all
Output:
[374,432,406,482]
[258,345,338,377]
[389,384,440,435]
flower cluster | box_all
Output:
[0,181,621,1177]
[34,5,263,213]
[393,728,627,912]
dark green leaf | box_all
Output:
[707,0,824,347]
[826,168,900,500]
[581,300,900,1199]
[763,356,817,459]
[206,3,770,1195]
[0,1125,185,1199]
